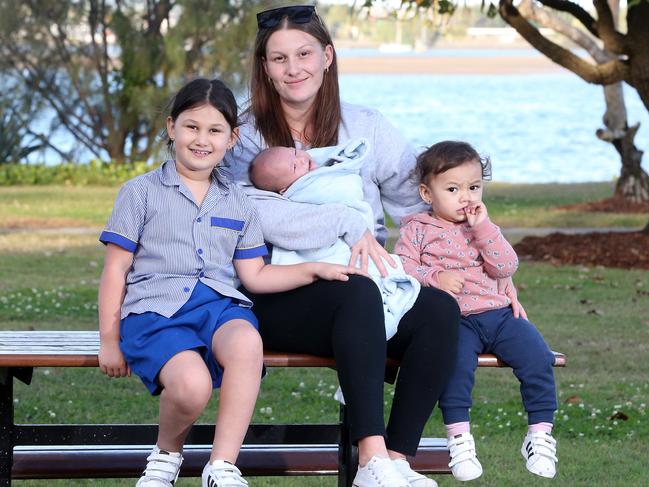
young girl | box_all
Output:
[98,78,358,487]
[395,141,559,481]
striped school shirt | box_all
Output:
[100,160,267,319]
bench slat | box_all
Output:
[0,331,566,368]
[12,439,450,479]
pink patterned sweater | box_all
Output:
[395,212,519,316]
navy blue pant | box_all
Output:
[439,307,557,425]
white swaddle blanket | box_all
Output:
[271,138,421,340]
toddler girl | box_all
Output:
[395,141,558,481]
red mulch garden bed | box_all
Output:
[514,197,649,270]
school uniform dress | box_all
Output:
[100,160,267,394]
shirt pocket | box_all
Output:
[210,217,244,264]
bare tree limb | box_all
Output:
[593,0,626,54]
[537,0,598,37]
[499,0,630,85]
[518,0,610,63]
[25,128,74,161]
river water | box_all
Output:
[338,70,648,183]
[27,49,649,184]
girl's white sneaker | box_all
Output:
[521,431,557,478]
[352,455,410,487]
[447,432,483,481]
[136,446,183,486]
[202,460,248,487]
[392,458,438,487]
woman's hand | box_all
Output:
[498,276,528,319]
[99,340,131,378]
[349,230,397,277]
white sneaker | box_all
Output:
[202,460,248,487]
[521,431,557,478]
[353,455,410,487]
[447,432,483,481]
[392,458,438,487]
[136,446,183,486]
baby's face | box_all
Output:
[267,147,316,192]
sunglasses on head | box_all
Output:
[256,5,316,29]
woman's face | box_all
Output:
[263,28,333,110]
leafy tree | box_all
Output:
[0,0,259,163]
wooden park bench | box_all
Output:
[0,330,566,486]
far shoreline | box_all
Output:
[337,54,563,75]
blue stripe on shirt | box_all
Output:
[234,245,268,259]
[99,230,137,252]
[211,217,245,231]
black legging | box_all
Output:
[242,275,460,455]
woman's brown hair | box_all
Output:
[250,10,341,148]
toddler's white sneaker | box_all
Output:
[202,460,248,487]
[136,446,183,486]
[447,432,483,481]
[521,431,557,478]
[353,455,410,487]
[392,457,438,487]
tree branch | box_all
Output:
[593,0,626,54]
[88,0,116,147]
[25,128,74,161]
[536,0,598,37]
[499,0,630,85]
[518,0,609,63]
[47,18,104,135]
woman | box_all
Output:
[225,6,460,487]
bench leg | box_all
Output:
[338,404,358,487]
[0,369,14,486]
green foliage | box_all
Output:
[0,161,152,186]
[486,2,498,18]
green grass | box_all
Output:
[485,181,646,228]
[1,182,647,230]
[2,234,649,486]
[0,186,118,228]
[2,183,648,485]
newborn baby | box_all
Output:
[249,146,318,194]
[247,139,421,343]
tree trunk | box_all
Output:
[516,0,649,203]
[603,123,649,203]
[627,2,649,111]
[597,81,649,203]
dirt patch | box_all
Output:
[561,196,649,213]
[515,231,649,269]
[516,196,649,270]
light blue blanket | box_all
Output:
[271,138,420,339]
